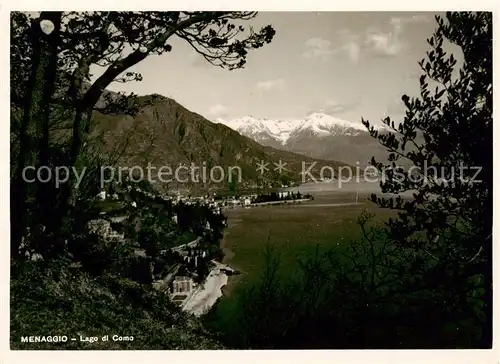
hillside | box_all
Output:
[91,94,351,193]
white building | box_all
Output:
[97,190,106,200]
[30,253,44,261]
[107,231,125,241]
[87,219,123,242]
[171,276,195,295]
[87,219,111,236]
[278,191,290,199]
[244,198,251,206]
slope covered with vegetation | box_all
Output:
[10,11,277,350]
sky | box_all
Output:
[94,11,455,124]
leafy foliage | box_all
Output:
[361,11,492,348]
[10,11,274,350]
[204,12,492,349]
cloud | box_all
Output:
[331,30,362,63]
[391,14,431,27]
[363,14,413,58]
[256,78,285,91]
[302,37,334,60]
[308,99,359,116]
[343,42,361,63]
[365,14,430,57]
[207,104,228,117]
[334,14,427,61]
[365,29,405,57]
[334,40,361,63]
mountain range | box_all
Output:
[91,95,351,193]
[215,113,392,167]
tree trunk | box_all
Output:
[36,12,62,235]
[11,16,53,256]
[52,106,90,236]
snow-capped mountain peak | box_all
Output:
[215,112,384,145]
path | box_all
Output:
[181,267,228,316]
[288,202,363,208]
[170,236,202,253]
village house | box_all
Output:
[87,219,124,242]
[109,215,128,223]
[87,219,111,236]
[97,190,106,201]
[107,230,125,241]
[278,191,290,199]
[171,276,195,296]
[134,248,147,258]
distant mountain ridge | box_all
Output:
[214,113,392,167]
[215,113,383,145]
[89,95,351,193]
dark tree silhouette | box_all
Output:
[362,12,492,348]
[204,12,492,350]
[10,12,272,349]
[10,11,275,255]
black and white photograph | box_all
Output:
[5,5,496,360]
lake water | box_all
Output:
[282,180,416,202]
[194,180,415,200]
